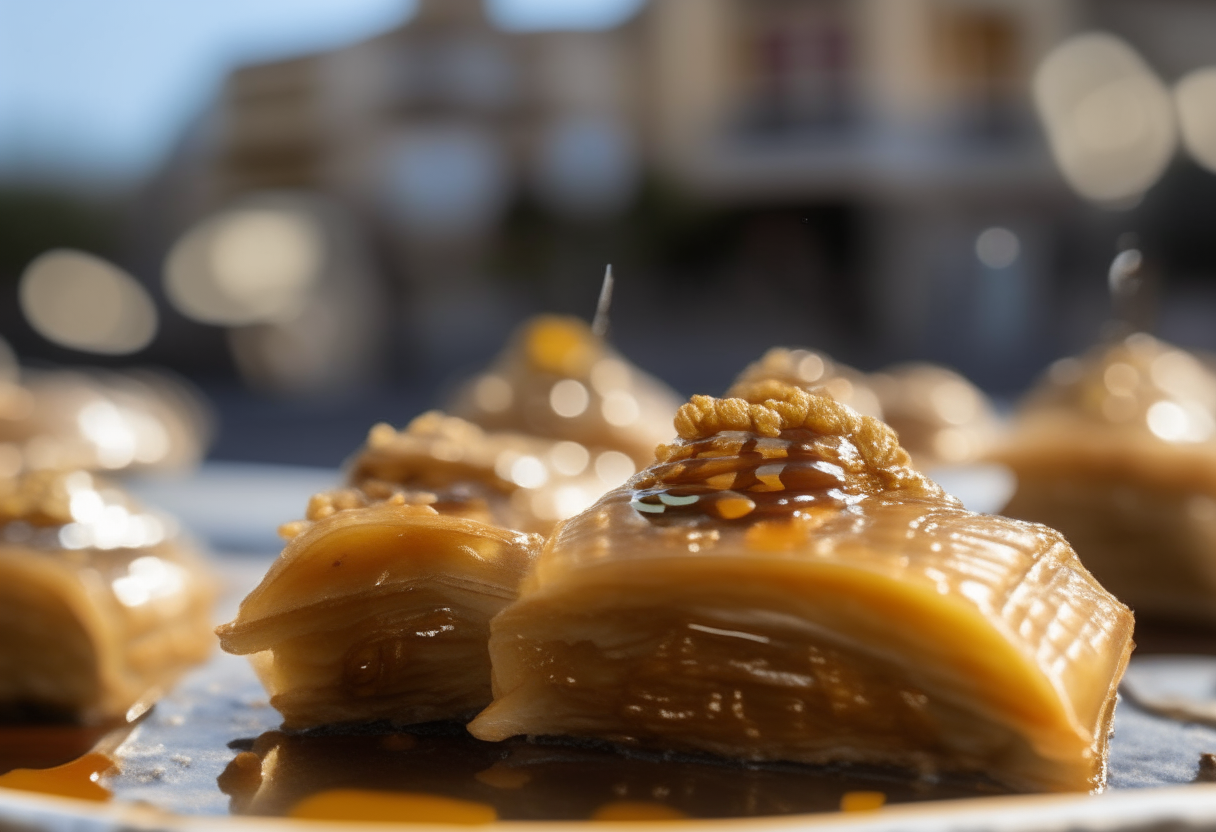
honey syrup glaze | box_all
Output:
[629,429,863,523]
[217,723,1002,822]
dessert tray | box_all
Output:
[3,462,1216,832]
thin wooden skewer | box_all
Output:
[1107,235,1156,336]
[591,264,615,339]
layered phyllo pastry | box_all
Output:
[0,470,213,723]
[995,333,1216,624]
[469,383,1134,793]
[726,348,882,419]
[217,482,544,731]
[218,377,673,731]
[449,315,682,469]
[868,363,1000,466]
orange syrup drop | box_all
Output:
[0,752,114,802]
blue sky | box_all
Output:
[0,0,643,185]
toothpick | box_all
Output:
[1108,248,1143,304]
[592,264,614,339]
[1107,236,1156,336]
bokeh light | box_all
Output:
[1175,67,1216,174]
[111,555,187,606]
[589,358,631,393]
[594,449,634,487]
[165,202,324,326]
[549,441,589,476]
[55,471,175,552]
[601,390,639,427]
[472,375,514,413]
[509,455,549,488]
[1034,33,1176,204]
[1146,399,1215,443]
[20,249,158,355]
[975,228,1020,270]
[549,379,590,417]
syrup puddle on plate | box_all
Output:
[0,752,115,802]
[0,716,135,803]
[0,720,121,775]
[217,722,1003,822]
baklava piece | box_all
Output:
[348,411,624,534]
[217,486,543,731]
[470,384,1133,793]
[449,315,682,469]
[0,369,210,476]
[0,471,213,723]
[995,333,1216,624]
[868,363,1000,466]
[729,350,997,466]
[727,347,882,419]
[217,400,643,731]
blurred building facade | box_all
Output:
[149,0,1215,396]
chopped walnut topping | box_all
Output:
[405,410,492,444]
[0,469,172,551]
[631,384,947,523]
[666,384,934,492]
[367,422,399,450]
[349,412,519,495]
[282,487,443,540]
[277,520,310,540]
[0,470,91,527]
[360,478,434,502]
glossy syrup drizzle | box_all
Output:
[630,430,862,523]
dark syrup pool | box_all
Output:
[218,721,1004,820]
